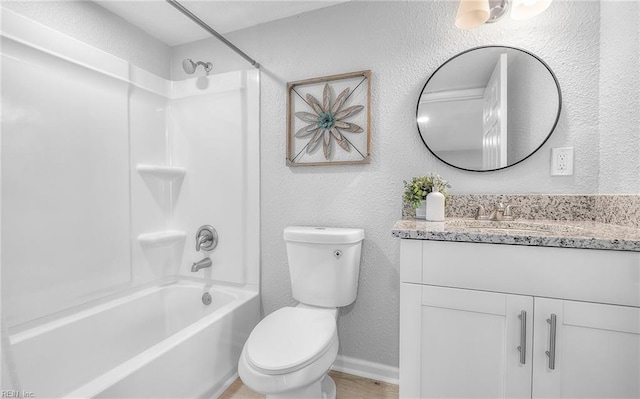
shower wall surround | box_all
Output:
[2,23,131,326]
[172,0,639,376]
[1,9,259,328]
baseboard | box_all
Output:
[331,355,399,385]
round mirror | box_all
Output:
[417,46,561,172]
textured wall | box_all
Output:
[169,0,623,368]
[1,1,171,78]
[507,52,560,164]
[599,0,640,193]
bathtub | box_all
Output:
[7,277,260,398]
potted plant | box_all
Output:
[403,173,451,219]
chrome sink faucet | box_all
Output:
[489,203,505,221]
[487,203,517,221]
[503,204,517,221]
[474,204,489,220]
[475,203,517,221]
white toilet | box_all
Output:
[238,226,364,399]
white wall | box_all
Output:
[1,1,171,79]
[172,0,637,369]
[599,0,640,193]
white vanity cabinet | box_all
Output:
[404,284,534,398]
[532,298,640,398]
[399,239,640,399]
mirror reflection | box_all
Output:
[417,46,561,171]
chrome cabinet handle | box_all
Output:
[545,314,557,370]
[517,310,527,365]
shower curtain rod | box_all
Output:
[165,0,261,69]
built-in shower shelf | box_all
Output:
[137,230,187,247]
[136,164,186,179]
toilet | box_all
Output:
[238,226,364,399]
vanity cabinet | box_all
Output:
[399,239,640,399]
[408,285,534,398]
[532,298,640,398]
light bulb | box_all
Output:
[511,0,552,20]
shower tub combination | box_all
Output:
[9,278,259,398]
[1,7,260,399]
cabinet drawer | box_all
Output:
[420,240,640,307]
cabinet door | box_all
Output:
[419,285,533,398]
[533,298,640,398]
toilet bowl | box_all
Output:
[238,226,364,399]
[238,306,339,398]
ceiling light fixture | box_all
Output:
[455,0,552,29]
[510,0,552,20]
[455,0,490,30]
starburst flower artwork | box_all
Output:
[295,84,363,159]
[287,71,371,166]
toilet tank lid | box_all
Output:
[284,226,364,244]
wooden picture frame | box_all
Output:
[286,70,372,166]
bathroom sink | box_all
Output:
[478,227,546,234]
[445,219,587,236]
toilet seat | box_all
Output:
[245,307,337,375]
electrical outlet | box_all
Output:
[551,147,574,176]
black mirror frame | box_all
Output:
[416,45,563,172]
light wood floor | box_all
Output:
[219,370,398,399]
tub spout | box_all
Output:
[191,257,212,272]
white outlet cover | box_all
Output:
[551,147,574,176]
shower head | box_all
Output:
[182,58,213,75]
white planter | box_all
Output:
[415,200,427,219]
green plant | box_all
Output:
[403,173,451,209]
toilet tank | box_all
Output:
[283,226,364,308]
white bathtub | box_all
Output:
[7,277,259,398]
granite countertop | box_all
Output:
[392,218,640,252]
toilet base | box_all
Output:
[321,374,337,399]
[265,374,336,399]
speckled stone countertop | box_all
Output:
[392,218,640,252]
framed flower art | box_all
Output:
[286,70,371,166]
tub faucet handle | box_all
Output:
[195,225,218,252]
[196,233,211,251]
